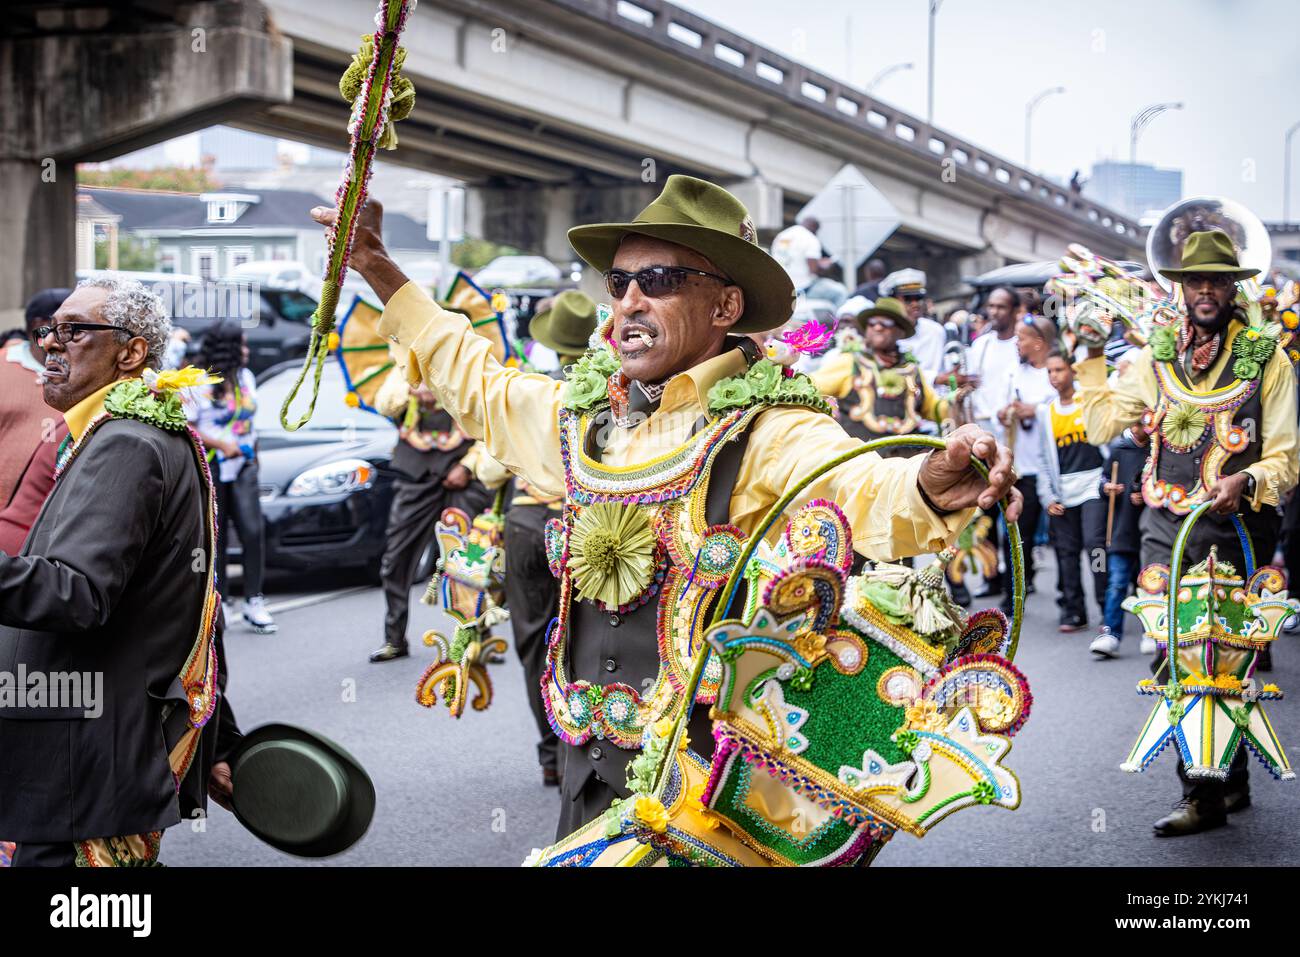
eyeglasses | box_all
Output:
[33,321,133,344]
[866,318,896,330]
[604,265,733,300]
[1182,273,1235,290]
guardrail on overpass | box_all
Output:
[558,0,1143,243]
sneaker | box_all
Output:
[241,594,278,634]
[1090,630,1120,658]
[1140,635,1157,655]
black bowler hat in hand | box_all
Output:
[229,723,376,858]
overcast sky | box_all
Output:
[678,0,1300,221]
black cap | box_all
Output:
[24,288,71,328]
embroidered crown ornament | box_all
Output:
[1122,503,1297,781]
[527,436,1032,867]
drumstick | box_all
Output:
[1105,460,1119,548]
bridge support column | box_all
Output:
[0,0,291,328]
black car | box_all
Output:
[225,359,401,580]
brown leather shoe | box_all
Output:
[1153,798,1226,837]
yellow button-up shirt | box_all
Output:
[378,282,973,557]
[63,379,127,443]
[1074,321,1298,509]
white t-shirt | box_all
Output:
[770,225,822,291]
[898,316,947,380]
[1004,363,1055,476]
[967,332,1020,436]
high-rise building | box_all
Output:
[1083,161,1183,220]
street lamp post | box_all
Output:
[1024,86,1066,169]
[867,61,914,96]
[1130,101,1183,164]
[927,0,944,125]
[1285,120,1300,223]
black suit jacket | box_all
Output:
[0,417,237,842]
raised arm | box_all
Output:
[313,199,567,495]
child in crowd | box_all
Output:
[1035,352,1107,634]
[1090,429,1148,658]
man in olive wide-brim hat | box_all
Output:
[310,175,1021,841]
[1074,227,1299,837]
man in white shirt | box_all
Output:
[964,285,1024,599]
[770,217,824,293]
[967,286,1023,442]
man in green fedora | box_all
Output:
[1076,227,1299,836]
[311,175,1020,839]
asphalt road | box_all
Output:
[163,550,1300,866]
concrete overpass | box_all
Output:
[2,0,1145,322]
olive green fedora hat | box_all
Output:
[567,174,795,334]
[856,296,915,337]
[1158,229,1259,282]
[529,289,598,355]
[229,723,375,858]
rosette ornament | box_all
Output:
[568,503,658,608]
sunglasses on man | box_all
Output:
[32,321,134,345]
[1182,273,1236,290]
[604,265,733,300]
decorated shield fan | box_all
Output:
[416,493,511,719]
[334,271,516,414]
[1121,504,1298,781]
[528,436,1031,867]
[335,296,394,414]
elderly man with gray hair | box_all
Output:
[0,276,240,866]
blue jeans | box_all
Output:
[1104,551,1137,639]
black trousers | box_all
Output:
[215,460,265,598]
[1049,496,1108,623]
[380,473,491,649]
[1001,477,1042,610]
[503,504,560,774]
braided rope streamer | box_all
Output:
[281,0,416,431]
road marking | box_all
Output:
[264,586,372,616]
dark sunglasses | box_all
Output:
[604,265,733,300]
[1182,273,1235,290]
[866,317,897,330]
[33,321,133,345]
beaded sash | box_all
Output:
[542,405,765,748]
[1141,360,1261,514]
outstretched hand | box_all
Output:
[918,424,1022,520]
[309,198,409,304]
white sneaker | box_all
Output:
[1090,631,1120,658]
[241,594,278,634]
[1140,635,1157,655]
